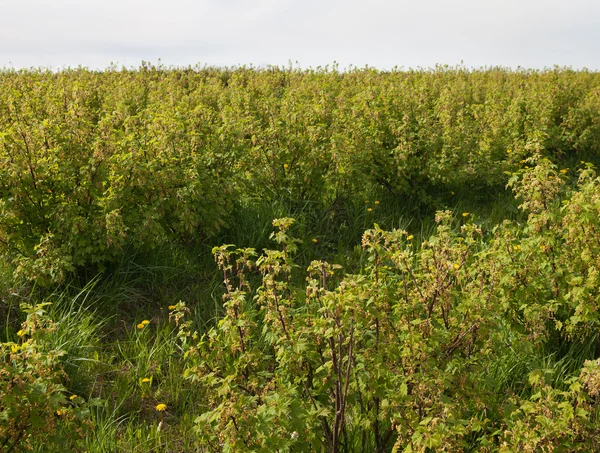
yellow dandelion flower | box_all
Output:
[374,200,380,205]
[407,235,414,240]
[367,208,373,212]
[580,161,585,164]
[506,149,512,154]
[312,238,318,243]
[141,378,151,383]
[453,263,460,270]
[11,344,19,353]
[155,403,167,412]
[462,212,469,217]
[56,409,67,416]
[559,169,568,174]
[168,305,176,310]
[137,323,145,329]
[451,191,455,195]
[16,329,25,337]
[283,163,289,169]
[70,395,77,401]
[141,320,150,326]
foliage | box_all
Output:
[2,65,600,451]
[177,160,600,452]
[0,303,96,452]
[2,66,600,282]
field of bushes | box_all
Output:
[2,65,600,452]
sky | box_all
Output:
[1,0,599,70]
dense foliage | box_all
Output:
[1,66,600,452]
[1,66,600,280]
[176,160,600,451]
[1,303,96,452]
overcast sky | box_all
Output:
[1,0,599,70]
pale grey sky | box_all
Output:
[1,0,598,70]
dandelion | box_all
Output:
[10,344,19,353]
[407,235,414,240]
[453,263,460,270]
[16,329,25,337]
[283,163,289,169]
[374,200,380,205]
[155,403,167,412]
[137,323,145,329]
[451,191,455,195]
[168,305,176,310]
[70,395,77,401]
[312,238,318,243]
[506,149,512,154]
[141,378,151,383]
[462,212,469,217]
[141,320,150,326]
[559,169,568,174]
[56,409,67,416]
[367,208,373,212]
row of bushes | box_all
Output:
[1,66,600,281]
[6,159,600,451]
[177,159,600,451]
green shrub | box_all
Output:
[0,303,95,452]
[175,161,600,452]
